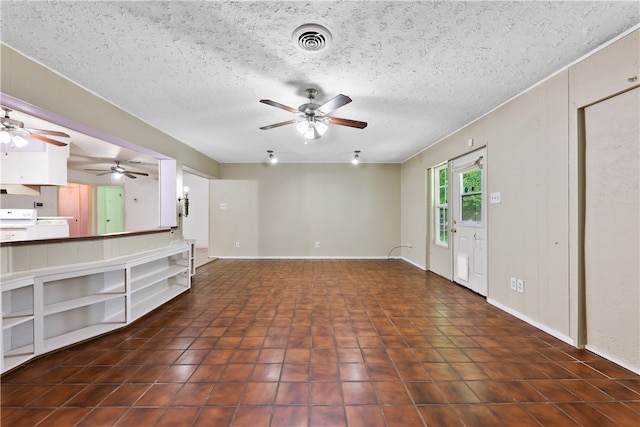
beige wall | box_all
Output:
[400,29,639,354]
[212,163,401,258]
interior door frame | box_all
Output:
[450,147,488,296]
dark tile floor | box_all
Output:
[2,260,639,426]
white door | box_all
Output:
[584,87,639,372]
[451,149,487,296]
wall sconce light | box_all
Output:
[267,150,278,164]
[179,186,190,217]
[352,150,361,165]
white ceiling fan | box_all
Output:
[0,107,70,147]
[260,88,368,139]
[85,160,149,179]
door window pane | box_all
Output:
[460,169,482,224]
[462,170,481,193]
[461,194,482,222]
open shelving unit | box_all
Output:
[1,241,192,373]
[2,277,36,372]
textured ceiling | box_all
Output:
[1,1,638,165]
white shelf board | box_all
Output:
[44,293,125,316]
[2,314,34,330]
[130,265,188,293]
[1,277,34,292]
[131,285,189,321]
[43,322,125,353]
[4,343,34,357]
[3,352,35,372]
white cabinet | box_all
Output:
[1,241,192,373]
[0,143,69,185]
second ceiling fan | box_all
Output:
[260,88,367,139]
[85,161,149,179]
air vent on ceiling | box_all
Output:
[293,24,332,53]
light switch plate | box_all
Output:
[490,192,501,204]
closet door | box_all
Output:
[584,87,639,372]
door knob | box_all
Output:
[451,228,457,233]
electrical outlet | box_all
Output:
[315,241,320,248]
[510,277,517,291]
[517,279,525,293]
[235,241,240,248]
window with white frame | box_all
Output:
[434,164,449,247]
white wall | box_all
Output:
[182,173,210,248]
[123,175,160,232]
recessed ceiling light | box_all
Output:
[292,24,332,53]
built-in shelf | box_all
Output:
[130,265,188,293]
[1,240,192,373]
[43,293,125,317]
[2,314,34,330]
[131,284,188,321]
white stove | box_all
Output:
[0,209,71,242]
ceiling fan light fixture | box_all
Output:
[292,24,332,53]
[296,121,309,134]
[0,130,11,144]
[298,120,328,140]
[11,134,29,148]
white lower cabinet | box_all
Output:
[1,241,192,373]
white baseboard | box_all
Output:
[400,257,426,271]
[585,345,640,375]
[487,298,575,346]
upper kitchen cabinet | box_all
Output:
[1,142,69,186]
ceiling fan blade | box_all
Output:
[316,94,352,115]
[259,99,299,114]
[124,172,138,179]
[28,128,70,138]
[84,168,110,172]
[127,171,149,176]
[260,119,297,130]
[28,133,68,146]
[326,116,368,129]
[96,172,111,176]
